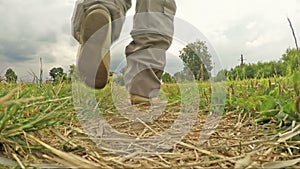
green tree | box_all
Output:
[215,69,228,82]
[5,68,17,83]
[114,74,125,86]
[244,64,255,79]
[67,64,77,82]
[281,48,299,75]
[49,67,66,82]
[179,40,213,81]
[69,64,76,77]
[173,68,194,82]
[226,51,293,80]
[162,72,175,83]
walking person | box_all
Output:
[72,0,176,106]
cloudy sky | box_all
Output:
[0,0,299,81]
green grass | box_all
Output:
[226,77,299,127]
[0,82,74,158]
[0,75,299,166]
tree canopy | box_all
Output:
[162,72,175,83]
[5,68,17,83]
[179,40,213,81]
[49,67,66,82]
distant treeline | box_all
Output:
[216,48,299,81]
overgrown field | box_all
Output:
[0,76,299,168]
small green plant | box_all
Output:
[0,82,73,161]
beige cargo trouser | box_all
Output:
[72,0,177,98]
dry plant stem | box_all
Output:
[4,96,44,105]
[136,118,160,135]
[0,87,19,104]
[87,155,113,169]
[25,96,71,107]
[287,17,299,50]
[178,141,236,163]
[140,157,170,168]
[12,154,25,169]
[50,129,78,148]
[42,154,75,168]
[27,134,101,168]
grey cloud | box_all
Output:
[0,39,37,62]
[222,15,262,41]
[212,13,292,68]
[36,31,58,43]
[0,0,74,64]
[38,53,57,64]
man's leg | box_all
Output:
[72,0,132,43]
[72,0,131,89]
[124,0,177,104]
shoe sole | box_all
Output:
[78,8,111,89]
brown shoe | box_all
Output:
[77,7,111,89]
[130,94,151,106]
